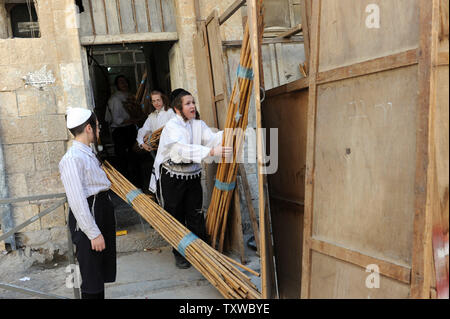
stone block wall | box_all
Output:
[0,0,88,251]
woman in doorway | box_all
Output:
[136,90,175,193]
[105,75,141,184]
[150,90,232,269]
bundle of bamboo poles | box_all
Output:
[206,11,264,252]
[102,161,261,299]
[144,126,164,151]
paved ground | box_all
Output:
[0,241,261,299]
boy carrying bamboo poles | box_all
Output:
[150,90,232,269]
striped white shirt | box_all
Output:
[59,141,111,240]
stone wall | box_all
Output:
[0,0,88,253]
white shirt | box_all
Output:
[136,108,175,146]
[106,91,130,130]
[59,141,111,240]
[149,114,223,192]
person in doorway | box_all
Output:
[59,107,116,299]
[136,90,175,193]
[150,90,232,269]
[105,75,140,184]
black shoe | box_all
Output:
[175,256,191,269]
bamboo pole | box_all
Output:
[102,162,261,299]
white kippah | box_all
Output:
[66,107,92,129]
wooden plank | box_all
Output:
[262,85,308,298]
[223,36,304,47]
[79,32,178,45]
[104,0,121,35]
[134,0,150,33]
[309,251,411,298]
[300,0,321,299]
[118,0,136,34]
[116,0,123,33]
[438,51,449,65]
[226,188,247,264]
[147,0,163,33]
[318,0,420,72]
[313,66,419,267]
[87,0,96,35]
[79,0,93,37]
[206,13,229,129]
[411,0,440,299]
[102,0,109,34]
[219,0,246,25]
[90,0,107,35]
[161,0,176,32]
[248,0,276,299]
[277,24,302,38]
[193,22,217,128]
[310,239,411,284]
[316,49,419,85]
[238,164,260,255]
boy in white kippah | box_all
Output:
[59,107,117,299]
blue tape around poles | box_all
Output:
[237,65,254,80]
[214,179,236,192]
[177,232,199,257]
[126,189,143,205]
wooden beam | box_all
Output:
[265,76,309,98]
[411,0,441,299]
[437,52,449,66]
[316,49,419,85]
[80,32,178,45]
[219,0,246,25]
[238,164,260,255]
[247,0,268,298]
[300,0,321,300]
[300,0,311,74]
[310,239,411,284]
[223,36,303,47]
[276,24,302,38]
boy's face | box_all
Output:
[152,94,163,111]
[87,120,100,142]
[117,77,129,92]
[181,95,196,121]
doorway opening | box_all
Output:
[84,41,175,228]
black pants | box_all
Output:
[68,191,116,295]
[112,125,138,184]
[136,151,155,192]
[158,168,206,258]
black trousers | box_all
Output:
[158,168,206,258]
[112,125,138,184]
[68,190,116,294]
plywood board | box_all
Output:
[147,0,163,33]
[261,67,308,299]
[79,0,93,37]
[312,66,418,267]
[161,0,177,32]
[318,0,420,72]
[118,0,136,34]
[263,90,308,200]
[135,0,151,33]
[105,0,121,34]
[309,251,411,299]
[90,0,107,35]
[193,24,216,128]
